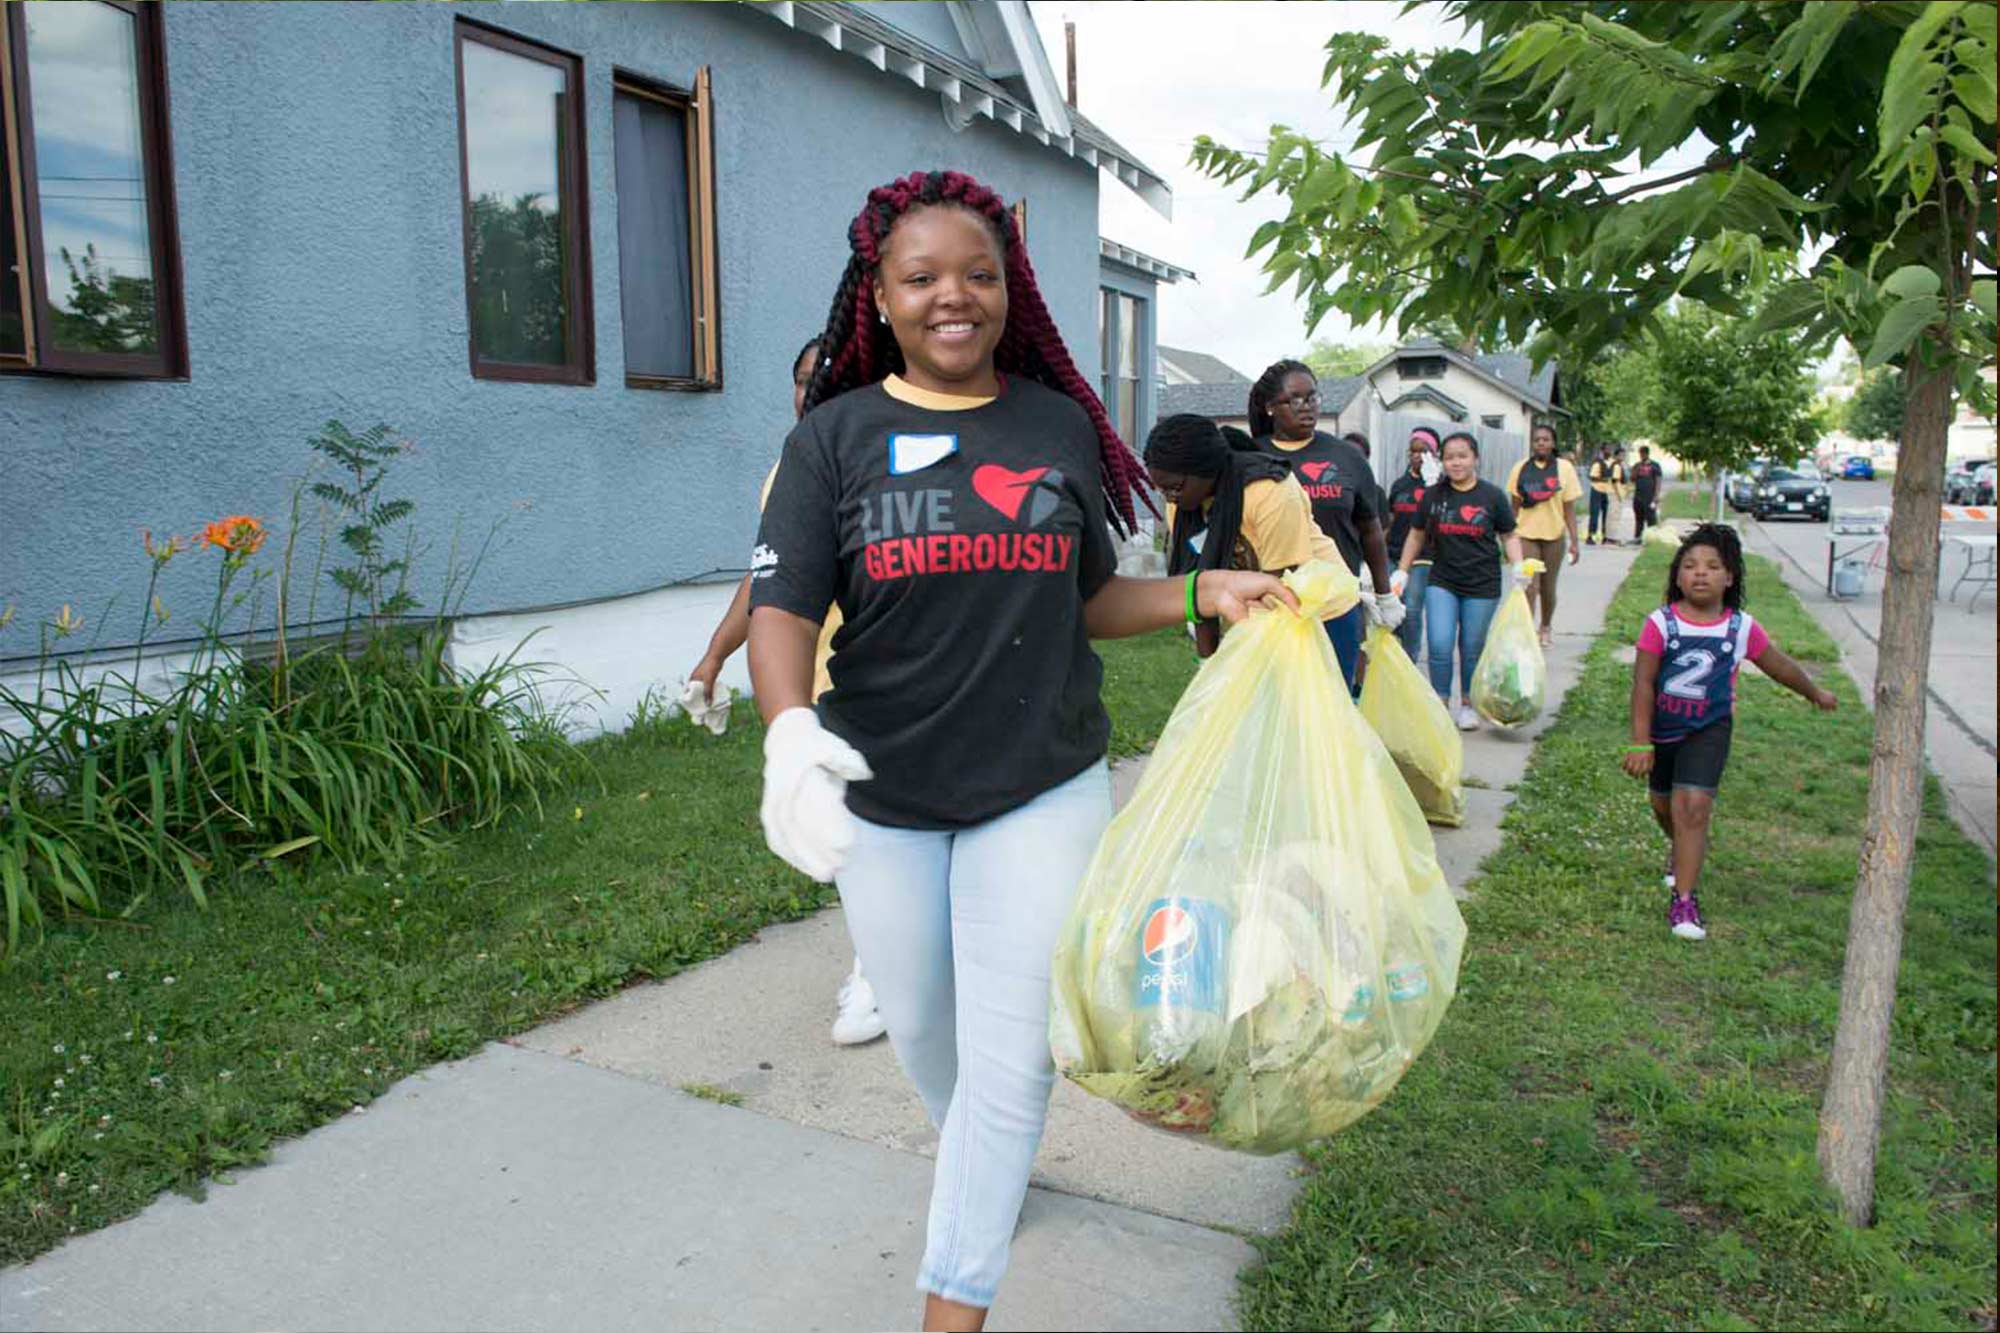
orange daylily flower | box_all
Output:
[201,515,267,557]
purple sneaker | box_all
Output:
[1668,893,1706,941]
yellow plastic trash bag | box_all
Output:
[1469,560,1547,728]
[1049,560,1464,1155]
[1359,625,1465,827]
[1644,523,1683,548]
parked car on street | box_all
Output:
[1726,459,1771,511]
[1750,466,1831,522]
[1946,458,1992,504]
[1975,462,1995,505]
[1840,454,1877,480]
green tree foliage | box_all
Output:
[1650,304,1820,473]
[49,244,158,355]
[1844,367,1908,440]
[1193,0,1995,1229]
[1562,343,1661,448]
[1303,337,1392,379]
[468,192,568,365]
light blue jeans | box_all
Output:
[835,760,1112,1309]
[1425,583,1500,700]
[1398,561,1431,665]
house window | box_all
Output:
[1482,414,1505,430]
[1115,293,1142,447]
[455,21,592,384]
[613,69,719,388]
[1398,355,1446,380]
[1,1,186,377]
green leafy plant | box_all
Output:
[0,427,575,955]
[307,420,420,629]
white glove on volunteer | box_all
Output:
[1510,563,1534,589]
[1388,567,1409,596]
[1366,591,1407,631]
[679,677,734,736]
[761,707,872,883]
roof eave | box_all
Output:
[746,1,1171,217]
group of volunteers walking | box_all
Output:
[672,167,1839,1331]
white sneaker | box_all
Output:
[832,961,887,1046]
[1455,704,1482,731]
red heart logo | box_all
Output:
[1460,504,1482,521]
[1299,461,1331,482]
[972,464,1050,521]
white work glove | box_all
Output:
[1388,567,1409,597]
[1509,563,1535,589]
[1366,591,1407,631]
[760,707,872,883]
[678,677,734,736]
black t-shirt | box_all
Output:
[1386,470,1431,560]
[1256,431,1382,574]
[1513,456,1565,511]
[1417,478,1516,599]
[750,378,1117,830]
[1630,459,1664,501]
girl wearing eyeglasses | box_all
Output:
[1247,360,1400,694]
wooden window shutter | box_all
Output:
[691,64,720,385]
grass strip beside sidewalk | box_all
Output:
[0,631,1202,1264]
[1240,546,1996,1331]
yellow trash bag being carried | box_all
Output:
[1469,558,1547,728]
[1358,625,1465,827]
[1049,561,1465,1155]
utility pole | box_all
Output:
[1065,19,1077,107]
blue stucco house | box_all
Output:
[0,0,1171,732]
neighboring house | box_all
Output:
[0,0,1169,733]
[1157,342,1252,431]
[1157,344,1248,388]
[1097,239,1192,453]
[1344,339,1564,488]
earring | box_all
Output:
[878,309,888,325]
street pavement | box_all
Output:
[0,547,1641,1333]
[1726,477,1996,858]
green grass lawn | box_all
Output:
[1237,546,1996,1331]
[0,630,1201,1263]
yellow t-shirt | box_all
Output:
[759,463,839,701]
[1505,457,1583,542]
[1167,473,1337,572]
[1589,457,1628,496]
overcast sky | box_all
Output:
[1028,1,1474,380]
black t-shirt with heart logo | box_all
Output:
[1385,470,1431,562]
[1417,478,1517,599]
[1255,431,1382,575]
[751,376,1117,830]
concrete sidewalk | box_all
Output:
[0,549,1639,1333]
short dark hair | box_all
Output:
[1341,430,1370,457]
[1639,444,1651,457]
[1441,429,1480,457]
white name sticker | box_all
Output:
[889,433,958,475]
[1187,530,1207,556]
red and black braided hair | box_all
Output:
[803,169,1152,534]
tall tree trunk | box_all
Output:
[1815,358,1951,1227]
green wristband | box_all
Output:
[1184,572,1201,625]
[1622,744,1654,753]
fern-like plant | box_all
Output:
[308,420,419,631]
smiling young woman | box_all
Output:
[744,170,1293,1333]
